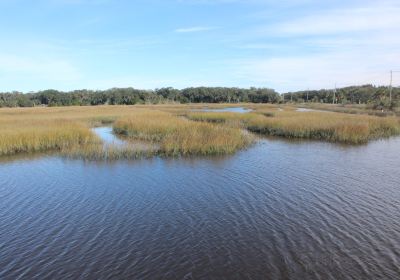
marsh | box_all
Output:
[1,104,400,279]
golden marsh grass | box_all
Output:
[187,110,400,144]
[1,104,399,159]
[113,110,252,155]
[247,111,400,143]
[62,143,158,160]
[0,120,99,156]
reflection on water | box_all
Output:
[1,137,400,279]
[92,126,127,146]
[91,126,159,153]
[296,107,328,112]
[194,107,252,113]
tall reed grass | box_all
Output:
[0,120,98,156]
[300,103,400,117]
[1,104,399,159]
[61,143,158,160]
[3,106,252,158]
[113,110,252,155]
[187,111,400,144]
[248,111,400,144]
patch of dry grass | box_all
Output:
[113,110,252,155]
[62,143,158,160]
[1,104,399,159]
[0,120,99,156]
[188,111,270,124]
[246,111,400,143]
[299,103,399,117]
[187,110,400,144]
[0,106,149,157]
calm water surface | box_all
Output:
[92,127,126,146]
[296,108,327,113]
[1,136,400,279]
[195,107,252,113]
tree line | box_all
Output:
[1,85,399,108]
[284,85,400,109]
[0,87,279,107]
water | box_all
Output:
[92,126,158,152]
[1,137,400,279]
[296,107,327,112]
[195,107,252,113]
[92,126,127,146]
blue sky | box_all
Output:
[0,0,399,92]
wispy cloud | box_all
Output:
[237,43,279,49]
[262,1,400,36]
[0,0,398,91]
[174,26,218,33]
[230,49,396,92]
[227,0,400,91]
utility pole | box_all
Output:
[306,88,309,103]
[333,84,336,104]
[390,70,393,103]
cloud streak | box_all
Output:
[228,0,400,91]
[262,1,400,36]
[174,26,218,33]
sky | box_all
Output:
[0,0,399,93]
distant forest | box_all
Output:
[0,85,399,108]
[284,85,399,107]
[0,87,279,107]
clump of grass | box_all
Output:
[0,120,99,156]
[90,116,117,127]
[113,110,183,141]
[113,110,252,155]
[301,103,398,117]
[161,123,251,155]
[187,112,265,128]
[246,111,400,144]
[261,112,275,117]
[187,110,400,144]
[61,143,158,160]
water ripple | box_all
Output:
[1,137,400,279]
